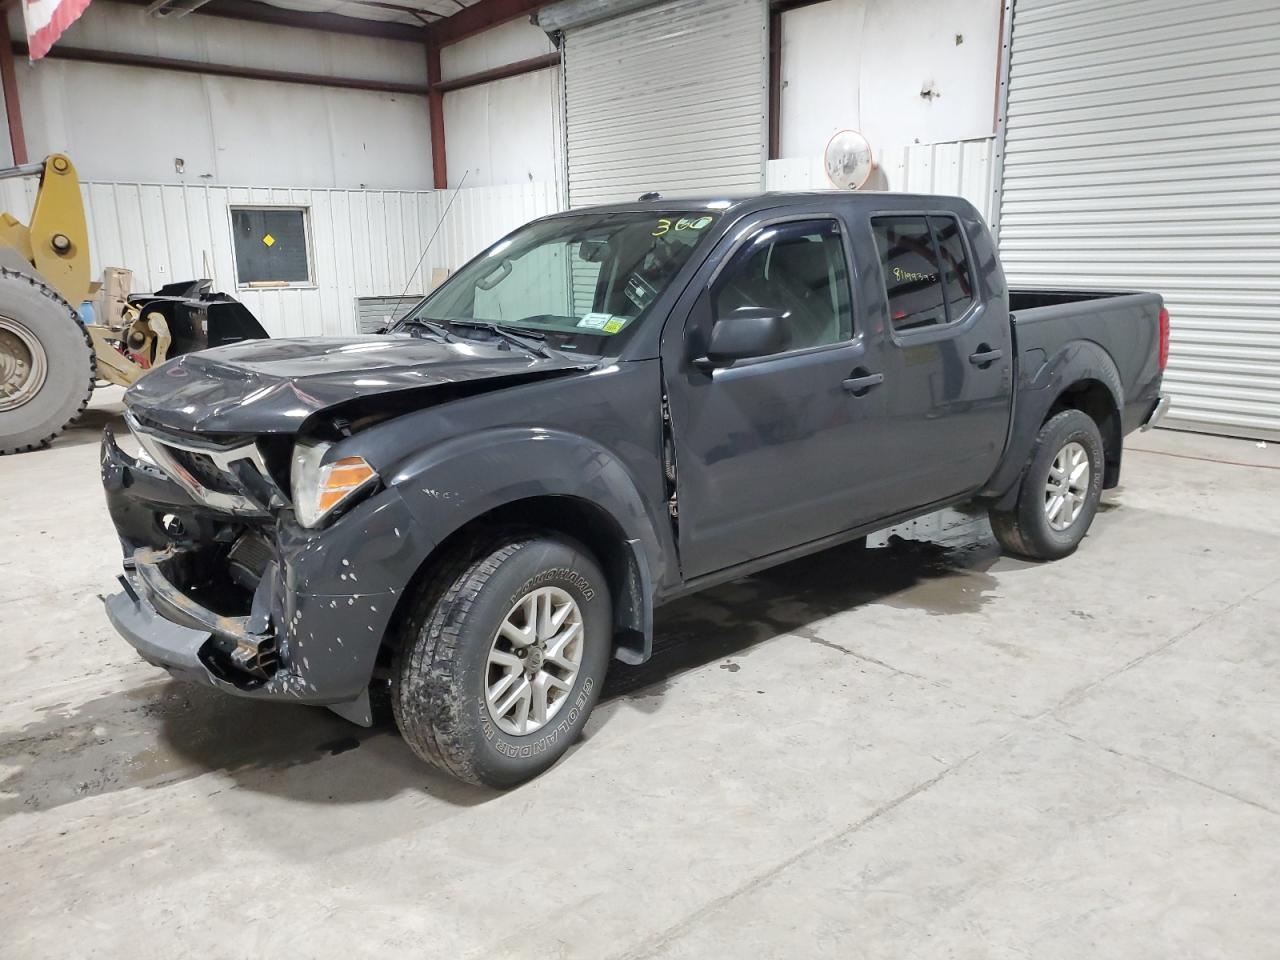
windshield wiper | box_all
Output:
[397,317,458,343]
[447,320,556,359]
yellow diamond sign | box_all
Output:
[262,234,276,247]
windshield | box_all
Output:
[401,210,718,350]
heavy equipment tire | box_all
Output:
[989,409,1106,562]
[0,268,95,454]
[392,533,611,788]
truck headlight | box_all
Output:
[291,441,378,528]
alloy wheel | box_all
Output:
[485,586,584,736]
[1045,441,1090,531]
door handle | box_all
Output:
[969,347,1003,368]
[842,372,884,395]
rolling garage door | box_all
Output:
[559,0,768,208]
[997,0,1280,439]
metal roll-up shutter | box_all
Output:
[562,0,768,208]
[997,0,1280,440]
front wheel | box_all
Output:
[0,269,95,454]
[392,534,611,788]
[989,409,1106,561]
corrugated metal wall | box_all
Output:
[0,179,559,337]
[562,0,769,206]
[765,138,996,221]
[998,0,1280,440]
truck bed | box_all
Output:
[1010,288,1151,314]
[1007,287,1165,440]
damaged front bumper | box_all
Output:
[115,544,282,679]
[100,425,430,724]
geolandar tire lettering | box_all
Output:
[479,677,594,758]
[391,534,611,788]
[988,408,1106,562]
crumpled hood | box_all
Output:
[125,335,591,434]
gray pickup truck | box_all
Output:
[101,192,1168,787]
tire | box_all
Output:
[989,409,1106,562]
[392,533,612,788]
[0,268,95,455]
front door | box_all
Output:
[663,216,896,580]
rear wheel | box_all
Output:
[392,534,611,788]
[989,409,1105,561]
[0,269,95,455]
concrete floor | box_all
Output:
[2,389,1278,959]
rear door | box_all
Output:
[862,211,1012,506]
[661,209,901,579]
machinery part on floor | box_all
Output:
[0,154,270,453]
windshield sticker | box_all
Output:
[577,313,631,334]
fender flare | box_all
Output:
[387,427,669,663]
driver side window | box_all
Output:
[713,220,853,354]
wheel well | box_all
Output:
[1045,379,1121,488]
[380,495,649,670]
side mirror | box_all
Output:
[697,306,790,368]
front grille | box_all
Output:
[126,411,279,515]
[166,446,242,494]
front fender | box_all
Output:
[387,427,665,569]
[983,338,1123,503]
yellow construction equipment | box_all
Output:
[0,154,268,453]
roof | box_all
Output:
[252,0,483,27]
[133,0,553,43]
[544,191,977,218]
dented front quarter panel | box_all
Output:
[269,488,431,703]
[344,358,675,591]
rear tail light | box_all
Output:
[1158,306,1170,371]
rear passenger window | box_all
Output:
[871,215,976,332]
[931,216,975,321]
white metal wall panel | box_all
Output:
[0,179,559,337]
[562,0,768,207]
[999,0,1280,439]
[764,138,997,222]
[357,296,419,333]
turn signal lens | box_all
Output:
[317,457,376,512]
[292,442,378,528]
